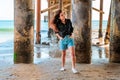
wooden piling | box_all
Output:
[66,5,71,19]
[104,3,111,44]
[98,0,103,43]
[48,1,57,39]
[48,0,50,27]
[36,0,41,44]
[110,0,120,63]
[72,0,92,63]
[14,0,34,63]
[59,0,63,10]
[48,0,51,38]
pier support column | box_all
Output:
[59,0,63,10]
[110,0,120,63]
[66,6,71,19]
[98,0,103,44]
[14,0,34,63]
[48,0,52,38]
[36,0,41,44]
[104,4,111,44]
[72,0,92,63]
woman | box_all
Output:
[50,10,78,74]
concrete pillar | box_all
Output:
[14,0,34,63]
[110,0,120,63]
[72,0,92,63]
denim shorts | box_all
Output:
[59,35,75,50]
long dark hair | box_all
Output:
[53,10,62,25]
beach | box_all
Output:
[1,20,120,80]
[0,46,120,80]
[1,30,119,80]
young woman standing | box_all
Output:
[50,10,78,74]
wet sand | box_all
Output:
[0,31,120,80]
[0,55,120,80]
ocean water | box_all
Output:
[0,20,108,45]
[0,20,49,42]
[0,20,48,31]
[0,20,107,30]
[0,20,14,29]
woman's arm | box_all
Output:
[50,18,63,39]
[56,33,63,39]
[50,18,59,32]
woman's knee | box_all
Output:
[71,52,75,57]
[61,51,66,56]
[69,47,75,56]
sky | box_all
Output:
[0,0,14,20]
[92,0,111,20]
[0,0,111,20]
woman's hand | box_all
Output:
[55,33,63,40]
[70,33,74,38]
[59,37,63,40]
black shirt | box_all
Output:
[56,19,74,38]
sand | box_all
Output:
[1,30,120,80]
[0,57,120,80]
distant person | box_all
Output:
[50,10,78,74]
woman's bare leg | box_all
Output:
[60,50,66,70]
[69,46,78,73]
[69,46,76,68]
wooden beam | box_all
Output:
[92,7,104,14]
[41,3,58,13]
[41,3,104,14]
[51,3,71,13]
[64,3,71,8]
